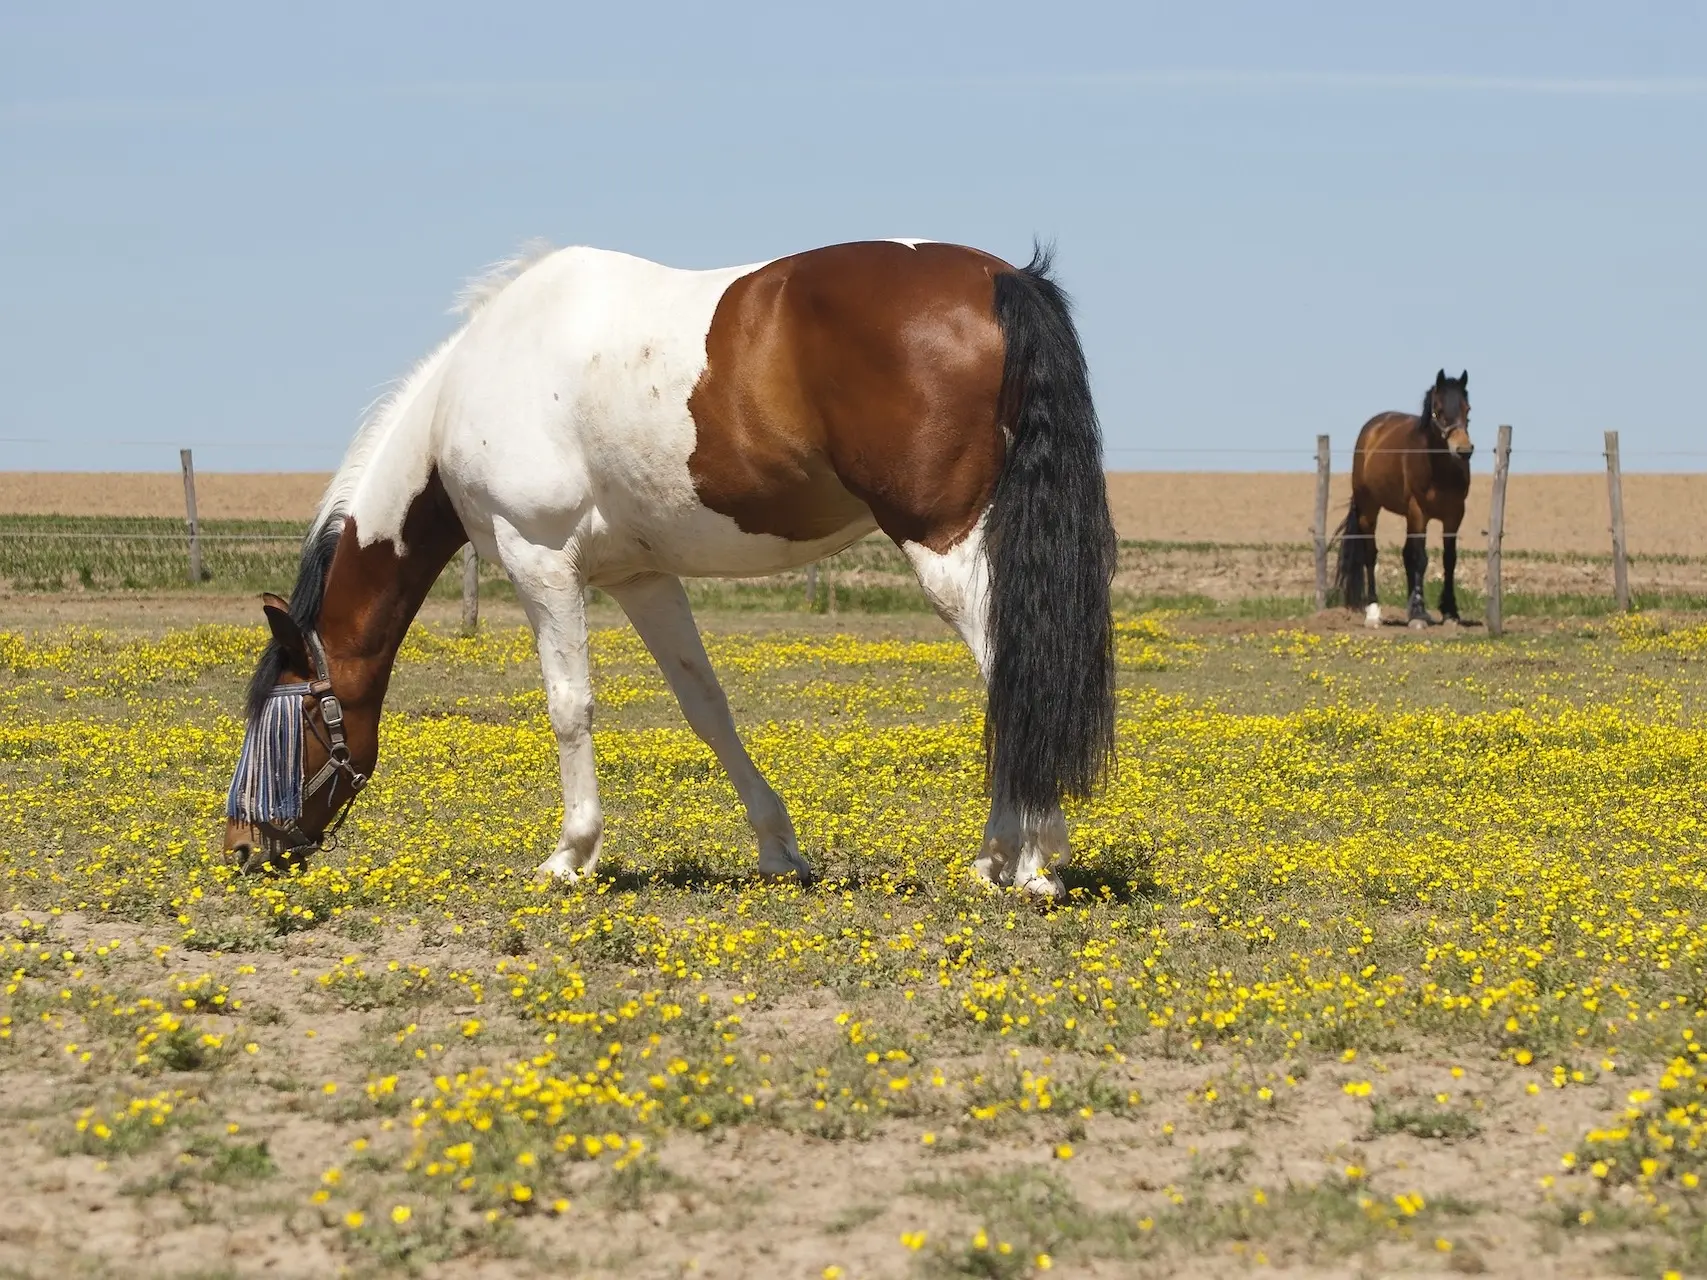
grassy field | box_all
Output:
[4,602,1707,1278]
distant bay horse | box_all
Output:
[222,241,1116,899]
[1334,370,1473,626]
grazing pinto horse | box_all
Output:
[223,241,1116,899]
[1334,370,1473,626]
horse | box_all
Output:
[1333,370,1473,627]
[221,240,1117,900]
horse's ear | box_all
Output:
[260,594,312,674]
[1459,370,1469,388]
[1436,368,1448,387]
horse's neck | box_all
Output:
[317,476,466,711]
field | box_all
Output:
[5,583,1707,1280]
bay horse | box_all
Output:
[222,240,1116,900]
[1333,370,1473,626]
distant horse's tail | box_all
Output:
[985,245,1118,818]
[1333,498,1371,608]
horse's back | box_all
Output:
[437,241,1013,578]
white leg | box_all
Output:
[492,519,603,883]
[902,519,1068,901]
[606,573,812,883]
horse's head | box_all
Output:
[223,593,369,873]
[1428,369,1473,459]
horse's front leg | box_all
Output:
[494,520,604,882]
[606,573,812,883]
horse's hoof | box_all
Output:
[535,853,595,885]
[1363,604,1382,629]
[1013,869,1066,902]
[1408,616,1428,630]
[758,842,815,886]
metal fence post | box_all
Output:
[1485,424,1512,636]
[1313,434,1331,610]
[179,449,202,584]
[461,544,479,634]
[1605,430,1630,612]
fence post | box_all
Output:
[806,563,818,611]
[179,448,203,584]
[1605,430,1630,612]
[826,564,837,616]
[1313,434,1331,610]
[461,544,479,635]
[1484,424,1512,637]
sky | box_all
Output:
[2,2,1704,475]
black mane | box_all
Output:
[244,519,342,721]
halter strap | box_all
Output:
[246,627,368,866]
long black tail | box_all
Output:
[1333,499,1370,608]
[985,245,1118,817]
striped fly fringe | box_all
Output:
[225,683,309,823]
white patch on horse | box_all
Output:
[887,238,932,250]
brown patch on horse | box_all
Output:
[687,241,1010,552]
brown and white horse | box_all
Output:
[223,240,1117,899]
[1334,370,1473,627]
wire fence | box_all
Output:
[4,434,1706,625]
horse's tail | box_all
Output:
[984,245,1118,818]
[1333,498,1369,608]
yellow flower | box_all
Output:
[343,1210,365,1229]
[390,1205,411,1225]
[1054,1143,1074,1160]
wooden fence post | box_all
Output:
[461,544,479,634]
[1313,434,1331,610]
[806,563,818,611]
[1605,430,1630,612]
[179,449,202,584]
[1484,424,1512,636]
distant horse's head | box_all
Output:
[222,592,368,873]
[1427,369,1473,459]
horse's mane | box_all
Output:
[243,242,557,720]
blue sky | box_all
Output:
[2,2,1703,474]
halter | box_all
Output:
[227,628,368,871]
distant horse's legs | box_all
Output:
[902,522,1069,900]
[1403,503,1431,626]
[1439,505,1465,622]
[493,518,604,882]
[606,573,811,882]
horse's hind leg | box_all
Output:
[606,573,811,883]
[1403,501,1431,626]
[902,523,1068,900]
[1439,503,1465,622]
[493,519,604,882]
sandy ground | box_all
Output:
[4,471,1705,558]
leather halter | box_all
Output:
[239,628,368,872]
